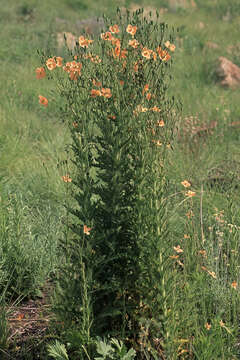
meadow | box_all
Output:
[1,0,240,358]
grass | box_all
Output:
[1,0,240,358]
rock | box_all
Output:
[205,41,219,49]
[168,0,196,11]
[57,32,77,51]
[216,57,240,88]
[75,17,105,35]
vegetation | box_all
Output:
[1,0,240,359]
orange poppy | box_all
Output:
[109,24,120,34]
[181,180,191,188]
[157,120,165,127]
[101,88,112,98]
[91,89,101,97]
[142,47,151,59]
[146,93,152,101]
[231,281,237,289]
[46,57,56,70]
[101,32,113,41]
[36,67,46,79]
[38,95,48,107]
[79,36,93,48]
[185,190,196,198]
[62,174,72,183]
[55,57,63,67]
[128,39,139,48]
[84,225,92,235]
[126,24,137,37]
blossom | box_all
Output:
[79,36,93,48]
[62,174,72,183]
[142,84,149,94]
[101,88,112,98]
[38,95,48,107]
[231,281,237,289]
[185,190,196,197]
[119,80,124,86]
[152,140,162,146]
[157,120,165,127]
[63,61,82,80]
[126,24,137,37]
[111,37,121,47]
[128,39,139,48]
[165,41,176,52]
[173,245,184,253]
[151,106,161,112]
[72,122,78,128]
[156,46,171,62]
[83,225,91,235]
[146,93,152,101]
[109,24,120,34]
[46,57,57,70]
[36,67,46,79]
[92,79,102,87]
[181,180,191,188]
[101,31,113,41]
[55,56,63,67]
[91,89,101,97]
[205,323,211,330]
[142,47,151,59]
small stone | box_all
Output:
[216,57,240,88]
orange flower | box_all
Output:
[120,49,127,59]
[181,180,191,188]
[170,255,179,259]
[111,37,121,47]
[219,320,225,327]
[126,24,137,37]
[119,80,124,86]
[205,322,211,330]
[101,32,113,41]
[38,95,48,107]
[62,174,72,183]
[157,120,165,127]
[55,56,63,67]
[128,39,139,48]
[201,266,217,279]
[146,93,152,101]
[64,61,82,80]
[101,88,112,98]
[79,35,93,48]
[156,46,171,62]
[152,140,162,146]
[185,190,196,198]
[152,51,157,61]
[109,24,120,34]
[72,122,78,128]
[83,225,91,235]
[92,79,102,87]
[231,281,237,289]
[108,115,116,120]
[165,41,176,52]
[198,249,207,257]
[174,245,184,253]
[133,61,139,72]
[112,46,121,58]
[36,67,46,79]
[142,47,151,59]
[186,210,194,218]
[91,89,101,97]
[142,84,149,94]
[46,57,57,70]
[151,106,161,112]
